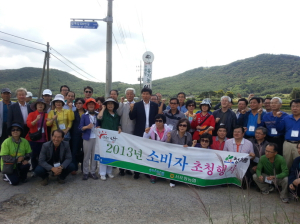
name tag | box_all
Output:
[253,157,259,163]
[249,126,255,132]
[265,177,273,184]
[59,123,66,130]
[271,128,277,135]
[54,162,61,167]
[291,130,299,138]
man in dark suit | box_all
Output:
[34,129,75,185]
[7,88,32,138]
[129,87,158,179]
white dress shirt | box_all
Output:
[143,100,150,128]
[19,102,28,124]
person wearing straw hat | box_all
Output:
[25,99,50,172]
[46,94,74,141]
[0,122,32,185]
[97,98,121,180]
[79,98,101,180]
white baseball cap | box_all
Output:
[42,89,52,96]
[26,92,33,97]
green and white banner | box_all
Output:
[94,129,250,187]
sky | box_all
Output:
[1,0,300,84]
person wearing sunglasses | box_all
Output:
[194,133,213,149]
[191,99,215,141]
[84,86,94,101]
[184,100,196,136]
[160,98,185,130]
[143,114,172,184]
[0,122,32,185]
[167,118,196,187]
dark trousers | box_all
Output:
[0,122,8,149]
[70,132,84,171]
[5,163,30,185]
[29,141,45,171]
[34,163,76,180]
[266,135,285,156]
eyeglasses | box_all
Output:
[201,139,209,143]
[188,104,195,107]
[155,120,163,123]
[179,124,187,127]
[11,128,21,132]
[169,102,178,105]
[85,91,92,93]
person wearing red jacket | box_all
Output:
[191,99,215,141]
[26,99,49,172]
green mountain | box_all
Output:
[1,54,300,98]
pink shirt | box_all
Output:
[156,128,165,140]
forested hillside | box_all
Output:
[1,54,300,98]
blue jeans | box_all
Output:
[34,163,75,180]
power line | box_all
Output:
[0,30,46,46]
[50,52,97,82]
[134,3,147,52]
[0,38,44,52]
[112,32,123,59]
[50,47,101,82]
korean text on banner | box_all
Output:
[94,129,250,187]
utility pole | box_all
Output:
[47,42,50,89]
[70,0,113,98]
[105,0,113,98]
[38,52,47,98]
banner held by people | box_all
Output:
[94,128,250,187]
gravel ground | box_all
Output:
[0,168,299,224]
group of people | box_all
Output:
[0,85,300,203]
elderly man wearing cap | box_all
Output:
[46,94,74,141]
[26,92,33,104]
[7,88,32,138]
[42,89,52,112]
[0,88,15,149]
[0,122,32,185]
[79,98,101,180]
[97,98,121,180]
[26,99,50,172]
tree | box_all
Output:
[290,88,300,99]
[225,91,234,99]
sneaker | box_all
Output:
[281,198,289,203]
[261,190,269,195]
[125,170,132,175]
[119,171,125,176]
[3,175,9,182]
[31,172,36,178]
[89,173,99,180]
[57,177,65,184]
[170,183,175,188]
[269,185,275,192]
[41,177,49,186]
[107,174,114,178]
[82,174,89,180]
[100,175,106,181]
[150,178,156,184]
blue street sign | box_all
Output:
[70,21,98,29]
